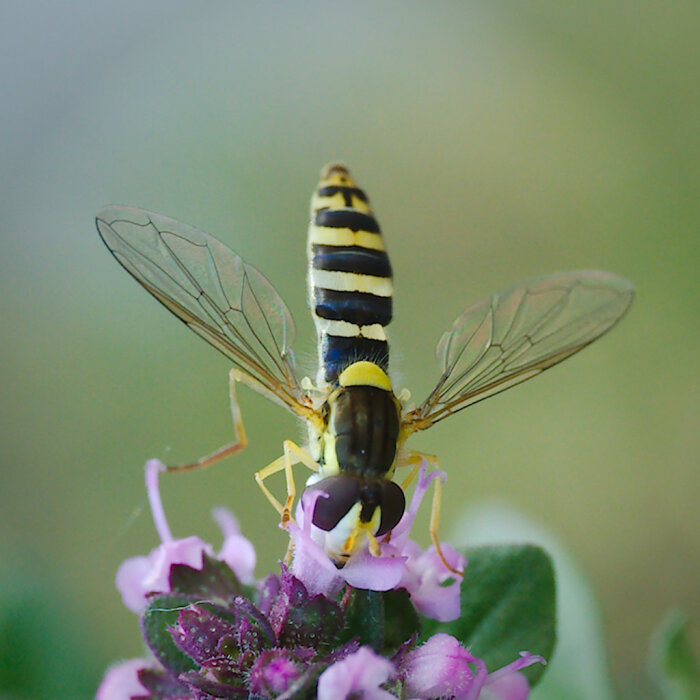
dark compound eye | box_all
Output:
[307,476,406,538]
[308,475,361,532]
[376,480,405,536]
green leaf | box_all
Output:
[337,588,384,652]
[277,578,343,651]
[168,553,244,604]
[382,588,421,653]
[649,610,700,700]
[424,544,556,686]
[141,594,199,676]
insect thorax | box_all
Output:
[324,383,401,477]
[307,361,402,480]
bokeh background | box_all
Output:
[1,2,697,698]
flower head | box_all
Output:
[398,540,465,622]
[400,633,544,700]
[100,459,553,699]
[288,460,465,623]
[317,646,396,700]
[115,459,256,612]
[248,648,310,697]
[288,487,408,596]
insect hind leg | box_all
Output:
[164,368,248,472]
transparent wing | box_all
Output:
[96,205,307,415]
[405,270,634,431]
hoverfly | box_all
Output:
[96,164,633,570]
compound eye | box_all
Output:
[307,476,361,532]
[376,481,405,536]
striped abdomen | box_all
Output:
[308,164,393,384]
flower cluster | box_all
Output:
[98,460,549,699]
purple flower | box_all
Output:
[116,534,212,613]
[289,459,464,608]
[248,649,308,697]
[212,506,257,585]
[317,646,396,700]
[478,671,532,700]
[96,658,149,700]
[400,633,544,700]
[288,487,407,595]
[115,459,256,612]
[397,540,465,622]
[100,459,552,699]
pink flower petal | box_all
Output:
[115,554,155,613]
[391,461,445,547]
[401,633,487,700]
[487,651,547,685]
[402,635,545,700]
[398,541,466,622]
[96,658,149,700]
[318,647,396,700]
[287,517,346,597]
[213,507,256,584]
[481,671,531,700]
[340,545,407,591]
[116,536,212,613]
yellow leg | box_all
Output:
[396,447,438,471]
[399,462,421,490]
[397,449,463,578]
[254,440,318,526]
[165,368,248,473]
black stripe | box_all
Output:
[322,336,390,383]
[317,186,368,207]
[314,288,392,326]
[314,208,380,233]
[311,245,392,278]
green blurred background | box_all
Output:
[1,2,697,698]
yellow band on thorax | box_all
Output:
[338,361,392,391]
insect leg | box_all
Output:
[165,368,248,472]
[394,448,437,488]
[399,462,421,490]
[428,475,463,577]
[254,440,318,526]
[398,449,464,578]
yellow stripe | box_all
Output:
[311,192,372,214]
[359,323,387,340]
[322,431,340,475]
[316,319,358,337]
[339,361,393,390]
[315,319,387,340]
[310,269,393,296]
[309,225,385,251]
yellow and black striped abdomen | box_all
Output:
[308,164,393,384]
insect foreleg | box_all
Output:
[254,440,318,526]
[165,368,248,473]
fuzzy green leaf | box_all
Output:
[141,594,198,676]
[168,553,244,604]
[650,610,700,700]
[423,544,555,686]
